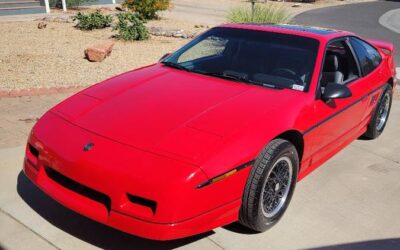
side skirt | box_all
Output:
[297,123,368,181]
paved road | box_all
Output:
[1,101,400,250]
[294,1,400,65]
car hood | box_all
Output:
[52,64,297,164]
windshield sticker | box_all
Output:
[292,84,304,91]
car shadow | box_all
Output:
[308,238,400,250]
[222,222,258,235]
[16,171,213,250]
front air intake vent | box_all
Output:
[28,144,39,158]
[127,194,157,214]
[45,167,111,212]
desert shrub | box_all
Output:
[227,4,292,24]
[113,12,150,41]
[50,0,96,8]
[122,0,170,20]
[73,11,113,30]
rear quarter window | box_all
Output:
[350,37,382,76]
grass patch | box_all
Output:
[227,4,292,24]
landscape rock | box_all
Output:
[148,26,197,39]
[194,24,208,28]
[37,22,47,29]
[97,7,112,11]
[84,41,115,62]
[35,16,73,23]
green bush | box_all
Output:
[227,4,292,24]
[50,0,96,8]
[73,11,113,30]
[122,0,170,20]
[113,13,150,41]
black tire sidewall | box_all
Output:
[257,144,298,228]
[376,86,393,134]
[366,84,393,138]
[240,139,299,232]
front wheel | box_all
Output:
[363,84,393,139]
[239,139,298,232]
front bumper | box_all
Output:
[24,158,240,240]
[23,112,250,240]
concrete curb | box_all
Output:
[379,8,400,34]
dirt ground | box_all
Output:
[0,0,379,93]
[0,18,199,92]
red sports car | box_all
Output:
[24,24,396,240]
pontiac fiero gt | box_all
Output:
[24,24,396,240]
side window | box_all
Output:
[177,36,228,63]
[320,40,360,87]
[350,37,382,76]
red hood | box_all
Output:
[52,64,299,164]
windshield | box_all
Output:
[162,27,319,91]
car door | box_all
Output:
[309,37,370,166]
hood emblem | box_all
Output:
[83,142,94,152]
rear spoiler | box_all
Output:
[367,39,395,55]
[368,39,397,82]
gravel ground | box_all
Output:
[0,19,198,92]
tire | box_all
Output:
[239,139,299,232]
[363,84,393,139]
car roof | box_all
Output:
[257,24,337,35]
[218,23,354,42]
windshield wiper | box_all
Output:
[193,71,283,89]
[204,72,246,82]
[161,61,190,71]
[246,79,283,89]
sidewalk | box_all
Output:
[379,8,400,34]
[0,92,73,149]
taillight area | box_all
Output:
[380,48,392,56]
[26,143,39,169]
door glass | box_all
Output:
[320,40,360,87]
[350,37,382,76]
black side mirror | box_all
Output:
[159,53,171,62]
[322,83,352,101]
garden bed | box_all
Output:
[0,18,201,92]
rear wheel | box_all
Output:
[363,84,392,139]
[239,139,298,232]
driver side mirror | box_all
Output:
[159,53,171,62]
[322,82,352,101]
